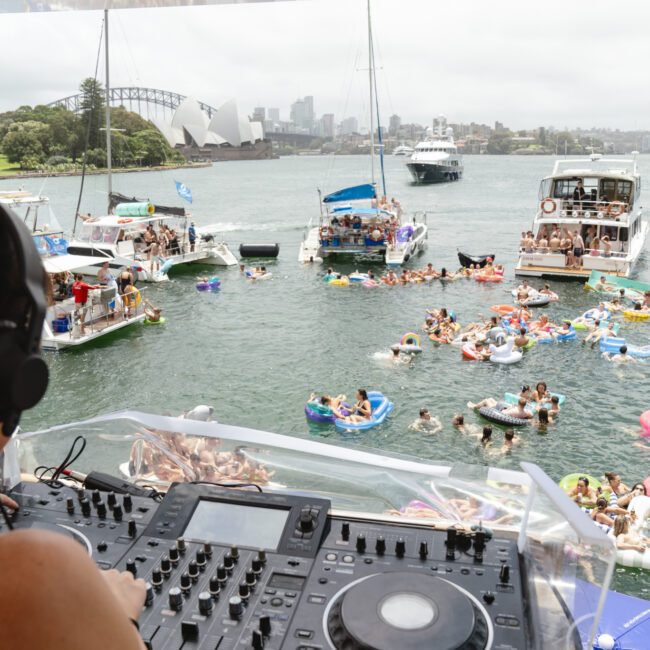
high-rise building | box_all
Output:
[252,107,265,122]
[290,96,315,133]
[339,116,358,135]
[268,108,280,122]
[388,114,401,136]
[321,113,335,139]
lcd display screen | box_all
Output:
[183,500,289,551]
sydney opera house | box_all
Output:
[153,97,272,161]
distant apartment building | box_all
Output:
[252,107,265,122]
[339,116,359,135]
[290,96,315,133]
[320,113,335,138]
[268,108,280,122]
[388,114,401,136]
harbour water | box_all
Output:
[4,154,650,596]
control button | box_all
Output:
[66,497,75,514]
[342,555,354,564]
[125,559,137,576]
[341,521,350,541]
[160,555,171,575]
[176,537,186,554]
[395,538,406,558]
[419,541,429,560]
[245,569,256,588]
[228,596,243,620]
[97,541,108,553]
[285,601,293,608]
[308,595,326,604]
[112,504,123,522]
[363,558,373,565]
[180,572,191,593]
[270,597,283,607]
[77,488,86,502]
[216,564,227,582]
[259,615,272,637]
[264,588,277,595]
[181,620,199,642]
[325,552,337,562]
[461,568,470,575]
[151,568,162,587]
[168,587,183,611]
[483,591,495,605]
[122,494,132,512]
[252,629,264,650]
[137,506,149,513]
[169,547,180,564]
[296,630,313,640]
[238,582,250,600]
[285,591,297,598]
[208,576,220,597]
[499,564,510,584]
[299,509,315,533]
[375,536,386,556]
[80,498,91,517]
[91,489,101,504]
[107,492,117,508]
[195,549,206,568]
[188,560,199,581]
[230,545,239,562]
[223,553,234,571]
[356,534,366,554]
[96,501,107,519]
[203,542,212,558]
[252,558,263,575]
[144,582,154,607]
[318,577,328,584]
[127,519,137,538]
[198,591,213,616]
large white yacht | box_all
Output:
[406,115,463,184]
[515,154,647,279]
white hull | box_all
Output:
[385,223,428,265]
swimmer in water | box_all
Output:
[500,429,519,454]
[607,345,636,363]
[390,346,412,365]
[409,408,442,433]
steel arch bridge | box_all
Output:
[47,87,218,118]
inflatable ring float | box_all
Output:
[491,304,516,316]
[144,316,166,325]
[475,274,503,283]
[329,277,349,286]
[558,473,601,492]
[641,410,650,438]
[479,405,529,427]
[521,296,550,308]
[400,332,421,347]
[462,344,480,360]
[624,310,650,322]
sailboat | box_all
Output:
[67,9,237,282]
[298,0,427,266]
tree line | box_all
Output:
[0,78,184,171]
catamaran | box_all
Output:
[516,154,647,279]
[298,0,427,267]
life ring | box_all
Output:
[117,218,133,224]
[320,227,333,239]
[491,304,516,316]
[640,410,650,438]
[400,332,421,347]
[370,228,383,242]
[461,344,480,360]
[540,198,556,214]
[607,201,625,217]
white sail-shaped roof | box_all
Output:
[151,117,184,147]
[250,121,264,141]
[172,97,208,147]
[238,118,254,144]
[209,99,241,147]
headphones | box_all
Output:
[0,204,49,436]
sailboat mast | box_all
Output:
[367,0,375,188]
[104,8,112,196]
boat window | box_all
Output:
[600,225,619,242]
[101,227,119,244]
[538,179,552,200]
[600,179,633,204]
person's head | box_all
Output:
[475,341,483,350]
[613,516,629,536]
[604,472,620,486]
[357,389,368,401]
[577,476,590,491]
[441,268,447,277]
[101,261,109,269]
[391,346,400,357]
[551,395,559,405]
[419,408,430,420]
[74,273,83,281]
[596,497,607,510]
[594,319,601,327]
[619,345,628,355]
[452,414,464,426]
[189,452,201,466]
[619,289,625,296]
[261,266,266,272]
[519,328,527,336]
[632,483,647,496]
[320,396,331,406]
[504,429,515,442]
[481,426,492,442]
[536,382,547,394]
[577,180,583,186]
[440,308,448,318]
[520,384,531,397]
[538,408,549,424]
[634,302,642,311]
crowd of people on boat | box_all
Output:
[138,223,186,273]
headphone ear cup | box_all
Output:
[11,354,49,411]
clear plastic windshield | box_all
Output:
[7,411,616,649]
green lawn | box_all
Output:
[0,154,20,175]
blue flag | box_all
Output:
[175,180,193,204]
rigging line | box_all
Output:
[73,15,105,235]
[371,27,386,198]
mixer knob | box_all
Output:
[238,582,250,600]
[209,576,220,597]
[107,491,117,508]
[483,591,495,605]
[203,542,212,558]
[176,537,186,554]
[228,596,243,620]
[395,538,406,558]
[188,560,199,581]
[180,572,191,593]
[446,528,457,560]
[251,558,263,575]
[230,545,240,562]
[91,489,101,504]
[97,540,108,553]
[419,541,429,559]
[169,547,180,564]
[80,498,91,517]
[356,534,367,554]
[252,629,265,650]
[66,497,75,514]
[112,504,123,522]
[77,488,86,502]
[375,536,386,555]
[127,519,137,538]
[341,521,350,541]
[245,569,256,588]
[96,501,107,519]
[499,564,510,584]
[299,509,314,532]
[259,615,272,637]
[160,555,171,576]
[198,591,213,616]
[144,582,154,607]
[216,564,227,582]
[223,553,234,571]
[122,494,132,512]
[126,559,137,576]
[168,587,183,611]
[151,568,162,587]
[196,549,206,568]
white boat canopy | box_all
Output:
[42,254,105,274]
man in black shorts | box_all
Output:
[572,229,585,269]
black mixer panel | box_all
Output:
[3,481,530,650]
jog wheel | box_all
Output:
[327,572,489,650]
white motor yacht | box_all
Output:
[516,154,648,279]
[393,144,414,156]
[406,116,463,184]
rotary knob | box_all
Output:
[216,564,227,582]
[169,547,180,565]
[252,629,265,650]
[125,559,137,576]
[127,519,137,538]
[245,569,256,588]
[209,576,220,597]
[112,504,123,522]
[66,497,75,514]
[252,558,263,575]
[188,560,199,581]
[144,582,154,607]
[122,494,132,512]
[341,522,350,541]
[151,568,162,587]
[375,536,386,555]
[203,542,212,558]
[96,501,107,519]
[238,582,250,600]
[176,537,186,554]
[395,538,406,558]
[299,509,314,532]
[483,591,495,605]
[77,488,86,502]
[180,572,191,593]
[419,541,429,560]
[160,555,171,576]
[168,587,183,611]
[230,546,239,562]
[107,492,117,508]
[228,596,243,620]
[356,534,366,553]
[196,549,206,568]
[91,489,101,504]
[257,549,267,565]
[80,498,91,517]
[198,591,213,616]
[223,553,234,571]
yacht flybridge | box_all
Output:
[406,115,463,184]
[516,155,647,279]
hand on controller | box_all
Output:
[101,569,147,622]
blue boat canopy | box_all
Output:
[323,183,376,203]
[330,206,386,216]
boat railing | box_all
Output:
[536,198,631,224]
[520,246,627,260]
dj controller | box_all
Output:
[2,479,531,650]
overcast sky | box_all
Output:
[2,0,650,130]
